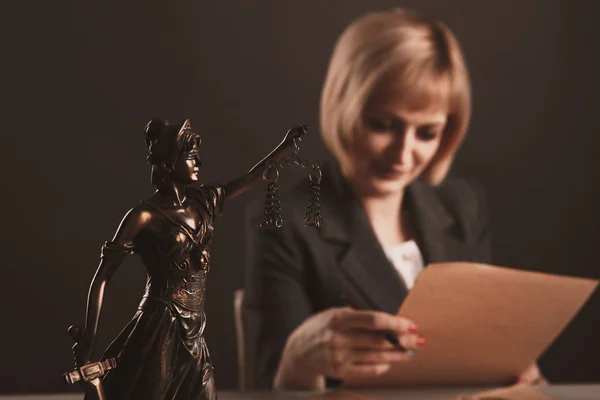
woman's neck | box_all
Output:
[360,191,411,247]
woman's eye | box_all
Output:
[366,118,391,132]
[416,127,440,141]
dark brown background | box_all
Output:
[3,0,599,394]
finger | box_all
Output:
[332,309,417,334]
[350,349,415,365]
[337,363,391,380]
[330,329,396,350]
[399,333,426,350]
[327,347,391,379]
[517,363,546,385]
[327,346,351,378]
[536,377,549,386]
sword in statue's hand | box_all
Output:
[63,325,116,400]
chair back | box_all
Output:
[233,289,253,390]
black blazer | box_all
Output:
[244,162,492,388]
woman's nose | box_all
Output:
[390,128,415,164]
[399,135,414,163]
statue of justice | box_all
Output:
[64,118,320,399]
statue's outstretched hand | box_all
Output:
[283,125,308,145]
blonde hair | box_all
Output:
[320,9,471,185]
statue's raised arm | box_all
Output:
[222,124,307,200]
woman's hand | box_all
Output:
[274,307,425,390]
[517,362,548,385]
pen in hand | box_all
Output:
[340,293,410,352]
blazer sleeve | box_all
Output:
[244,202,313,388]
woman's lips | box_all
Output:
[373,163,412,178]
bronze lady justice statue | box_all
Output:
[70,119,307,399]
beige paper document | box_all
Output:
[347,262,598,387]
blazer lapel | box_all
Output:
[405,179,456,265]
[319,163,409,314]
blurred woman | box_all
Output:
[245,8,544,390]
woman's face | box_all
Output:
[340,92,447,197]
[172,143,202,184]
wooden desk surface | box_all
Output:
[1,385,598,400]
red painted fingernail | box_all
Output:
[417,337,427,347]
[409,324,420,333]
